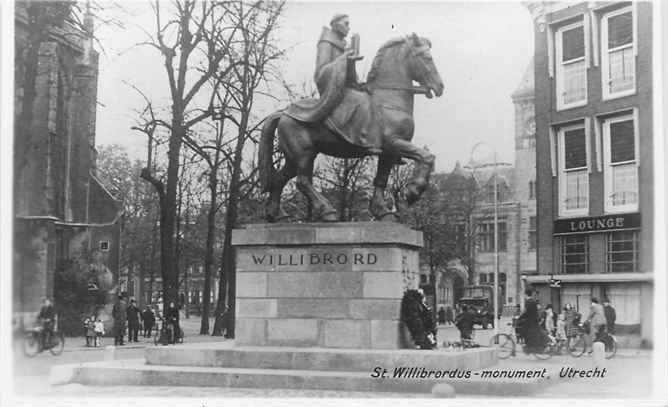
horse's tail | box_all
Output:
[259,112,281,193]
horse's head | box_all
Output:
[406,33,444,99]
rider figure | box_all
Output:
[315,14,363,95]
[586,297,607,344]
[37,297,55,348]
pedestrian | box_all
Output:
[586,297,607,347]
[94,318,105,347]
[603,298,616,335]
[112,295,128,346]
[127,299,141,342]
[555,313,567,343]
[165,301,180,344]
[437,306,446,325]
[445,306,454,326]
[220,306,232,339]
[455,305,474,342]
[84,316,95,347]
[563,303,579,338]
[544,304,556,335]
[142,306,156,338]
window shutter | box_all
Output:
[584,117,592,173]
[590,9,600,66]
[549,127,557,176]
[633,108,639,165]
[594,117,602,172]
[547,25,555,78]
[632,3,638,56]
[584,13,591,69]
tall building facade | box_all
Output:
[13,5,122,321]
[526,2,653,343]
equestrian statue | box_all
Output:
[259,14,444,222]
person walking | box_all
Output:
[445,306,454,326]
[165,301,180,344]
[142,306,156,338]
[563,303,580,339]
[112,295,127,346]
[126,299,141,342]
[84,316,95,347]
[437,306,446,325]
[544,304,556,335]
[603,298,617,335]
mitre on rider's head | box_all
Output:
[330,14,348,26]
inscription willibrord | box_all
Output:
[250,252,378,266]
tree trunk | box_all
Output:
[200,175,217,334]
[160,120,184,315]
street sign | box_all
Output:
[549,279,562,288]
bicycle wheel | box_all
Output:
[568,335,586,358]
[489,333,515,359]
[49,331,65,355]
[604,336,617,359]
[23,333,41,357]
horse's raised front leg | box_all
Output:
[384,138,435,204]
[266,161,297,223]
[370,155,398,221]
[295,156,337,222]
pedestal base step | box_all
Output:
[145,343,496,372]
[59,358,542,396]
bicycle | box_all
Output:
[444,330,480,350]
[490,323,568,360]
[23,325,65,357]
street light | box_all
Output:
[464,141,512,338]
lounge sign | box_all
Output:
[553,213,641,236]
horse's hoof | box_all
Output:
[320,211,338,222]
[379,212,399,222]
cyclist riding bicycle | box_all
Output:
[37,298,56,348]
[586,297,607,344]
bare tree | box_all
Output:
[136,1,236,312]
[211,0,286,337]
[315,157,373,221]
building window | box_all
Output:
[606,231,639,273]
[529,180,536,200]
[478,221,507,252]
[128,280,135,297]
[528,216,537,251]
[420,274,427,285]
[560,235,589,274]
[99,241,110,251]
[479,274,487,284]
[601,6,635,99]
[603,114,638,212]
[556,20,587,110]
[558,124,589,216]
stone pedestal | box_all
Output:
[232,222,423,349]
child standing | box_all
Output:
[556,313,567,342]
[94,318,105,347]
[84,317,95,347]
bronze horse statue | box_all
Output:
[259,34,444,222]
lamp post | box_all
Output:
[465,142,512,338]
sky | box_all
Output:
[93,1,535,172]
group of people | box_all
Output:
[516,291,617,352]
[401,289,438,349]
[109,296,180,346]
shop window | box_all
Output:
[560,235,589,274]
[556,20,587,110]
[558,124,589,216]
[602,113,638,213]
[601,6,635,99]
[606,231,639,273]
